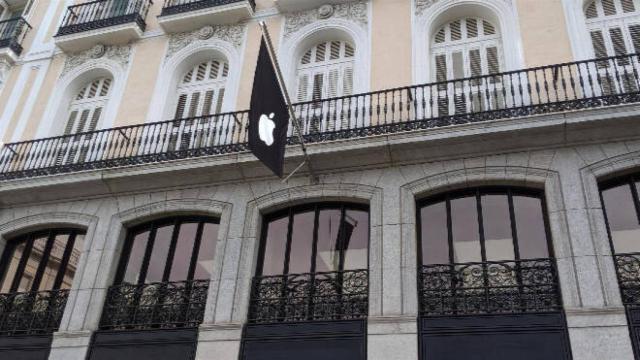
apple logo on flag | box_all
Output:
[258,113,276,146]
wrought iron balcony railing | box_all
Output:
[56,0,152,37]
[0,17,32,56]
[161,0,256,16]
[3,53,640,181]
[614,253,640,306]
[248,269,368,324]
[419,258,562,316]
[99,280,208,331]
[0,289,69,335]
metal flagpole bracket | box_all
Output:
[258,21,319,185]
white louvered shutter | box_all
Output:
[63,77,111,135]
[296,40,355,103]
[586,0,640,58]
[174,59,229,119]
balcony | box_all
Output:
[99,280,208,330]
[274,0,354,12]
[0,17,31,63]
[0,290,69,336]
[54,0,152,53]
[248,270,368,324]
[158,0,255,33]
[2,54,640,183]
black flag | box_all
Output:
[248,39,290,178]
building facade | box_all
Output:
[0,0,639,359]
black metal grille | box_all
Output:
[0,17,32,56]
[56,0,152,37]
[248,270,368,324]
[161,0,255,16]
[99,280,208,331]
[0,290,69,335]
[4,53,640,180]
[419,258,562,316]
[615,253,640,306]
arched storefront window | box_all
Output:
[249,203,369,324]
[417,187,561,316]
[100,216,219,330]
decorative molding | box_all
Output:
[283,1,369,38]
[165,24,246,61]
[415,0,512,16]
[61,44,132,77]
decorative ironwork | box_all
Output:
[419,258,562,316]
[99,280,208,331]
[0,17,32,56]
[56,0,152,37]
[4,53,640,180]
[248,270,368,324]
[615,253,640,306]
[161,0,255,16]
[0,290,69,335]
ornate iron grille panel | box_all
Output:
[4,53,640,180]
[0,17,32,56]
[615,253,640,306]
[419,258,562,316]
[0,289,69,335]
[161,0,255,16]
[56,0,152,37]
[248,270,368,323]
[99,280,208,331]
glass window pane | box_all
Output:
[194,223,219,280]
[287,211,315,274]
[482,195,515,261]
[145,224,174,283]
[19,236,48,292]
[169,222,198,282]
[514,196,550,259]
[343,209,369,270]
[123,231,149,284]
[315,209,342,272]
[38,234,69,291]
[1,242,25,293]
[261,216,289,276]
[60,234,84,290]
[420,202,449,265]
[451,196,482,263]
[602,184,640,254]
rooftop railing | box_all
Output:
[0,17,32,56]
[56,0,152,37]
[2,53,640,181]
[160,0,256,17]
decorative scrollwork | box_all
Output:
[99,280,209,331]
[248,270,368,324]
[419,258,562,316]
[615,253,640,306]
[0,290,69,335]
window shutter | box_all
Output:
[450,20,462,41]
[183,69,194,83]
[301,50,312,65]
[486,47,500,74]
[210,61,220,79]
[435,28,446,43]
[328,69,340,99]
[345,43,355,58]
[188,92,201,118]
[629,24,640,52]
[215,88,225,114]
[469,49,482,77]
[196,63,207,81]
[591,30,609,58]
[315,43,326,63]
[64,111,78,135]
[76,109,90,133]
[297,74,309,102]
[466,18,478,38]
[610,27,629,55]
[175,94,187,119]
[100,78,112,96]
[343,67,354,96]
[621,0,636,12]
[87,107,102,132]
[203,90,214,116]
[330,41,341,60]
[312,73,324,102]
[452,51,464,80]
[602,0,617,15]
[483,21,496,35]
[435,54,448,83]
[586,1,599,18]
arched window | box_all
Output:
[295,40,355,103]
[250,203,369,323]
[173,59,229,120]
[418,187,561,316]
[585,0,640,59]
[431,18,504,115]
[101,216,219,330]
[63,77,112,135]
[432,18,502,83]
[0,228,85,294]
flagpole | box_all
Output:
[258,21,318,183]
